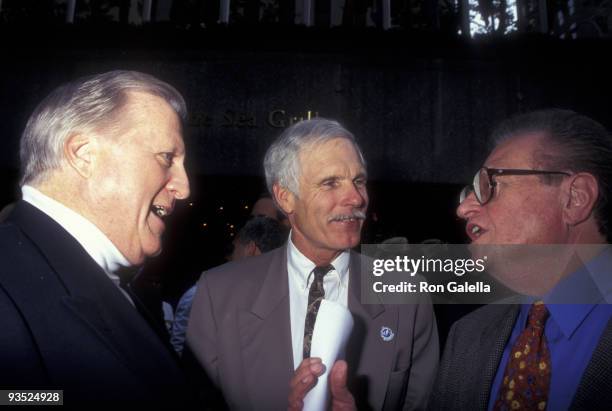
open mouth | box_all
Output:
[331,216,361,223]
[151,204,169,219]
[329,211,366,224]
[466,222,486,240]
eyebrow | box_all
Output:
[157,145,185,155]
[317,171,368,184]
[317,175,340,184]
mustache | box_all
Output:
[328,210,367,222]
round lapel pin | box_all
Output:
[380,326,395,342]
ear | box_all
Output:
[63,132,95,178]
[273,183,296,215]
[563,173,599,226]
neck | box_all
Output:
[31,178,81,215]
[290,231,342,266]
[568,219,607,245]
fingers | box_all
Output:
[330,360,356,411]
[290,358,325,389]
[288,358,326,411]
[329,360,348,398]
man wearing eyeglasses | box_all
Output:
[429,109,612,410]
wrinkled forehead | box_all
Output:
[298,137,365,168]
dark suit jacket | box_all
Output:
[0,201,193,406]
[187,246,439,410]
[429,304,612,411]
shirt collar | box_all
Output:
[22,185,131,281]
[534,246,612,339]
[287,231,350,289]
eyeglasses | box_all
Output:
[460,167,571,205]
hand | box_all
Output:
[330,360,356,411]
[288,357,326,411]
[287,359,356,411]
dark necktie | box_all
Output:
[494,301,551,411]
[303,264,334,359]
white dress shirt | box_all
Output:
[287,234,350,370]
[22,185,133,303]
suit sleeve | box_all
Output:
[0,284,49,388]
[185,273,220,386]
[404,296,439,411]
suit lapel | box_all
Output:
[347,252,390,410]
[124,283,178,356]
[348,251,385,319]
[9,202,182,384]
[475,305,520,411]
[238,247,294,407]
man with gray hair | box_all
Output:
[187,118,438,409]
[0,71,193,405]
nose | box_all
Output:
[167,163,191,200]
[345,181,368,209]
[456,190,479,220]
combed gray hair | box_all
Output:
[20,70,187,186]
[263,118,366,195]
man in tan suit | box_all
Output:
[187,118,438,410]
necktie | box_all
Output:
[494,301,551,411]
[303,264,334,359]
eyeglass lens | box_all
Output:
[459,168,492,205]
[459,186,471,203]
[477,168,487,204]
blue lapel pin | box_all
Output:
[380,326,395,342]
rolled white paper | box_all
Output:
[303,300,354,411]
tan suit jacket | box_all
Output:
[187,246,438,410]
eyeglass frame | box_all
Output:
[460,167,571,205]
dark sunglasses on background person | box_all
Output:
[460,167,571,206]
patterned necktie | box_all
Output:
[494,301,551,411]
[303,264,334,359]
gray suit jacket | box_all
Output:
[429,304,612,411]
[187,246,438,410]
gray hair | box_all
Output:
[263,118,365,195]
[20,70,187,186]
[492,109,612,241]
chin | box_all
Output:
[123,251,146,266]
[146,246,163,258]
[333,235,362,250]
[141,240,163,261]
